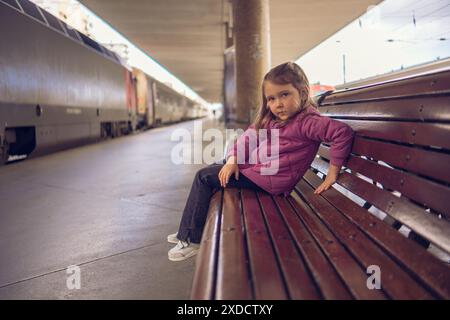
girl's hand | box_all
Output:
[314,176,337,194]
[219,157,239,187]
[314,164,340,195]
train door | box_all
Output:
[151,82,159,126]
[146,80,155,127]
[132,68,150,129]
[125,69,137,131]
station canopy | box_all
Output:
[80,0,382,103]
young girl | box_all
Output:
[167,61,354,261]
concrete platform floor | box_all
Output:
[0,117,225,299]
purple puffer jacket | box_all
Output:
[226,106,354,196]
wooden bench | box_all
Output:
[191,67,450,300]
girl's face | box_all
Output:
[264,81,302,121]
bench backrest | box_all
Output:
[316,67,450,255]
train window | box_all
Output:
[103,48,114,59]
[98,44,107,54]
[57,21,69,37]
[110,52,121,64]
[1,0,21,10]
[67,28,80,41]
[103,48,120,63]
[78,32,104,55]
[17,0,45,24]
[40,10,65,34]
[59,21,81,42]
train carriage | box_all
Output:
[0,0,207,164]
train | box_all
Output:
[0,0,208,164]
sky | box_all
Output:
[296,0,450,86]
[31,0,450,101]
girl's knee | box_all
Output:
[195,167,209,179]
[195,166,221,185]
[194,167,208,184]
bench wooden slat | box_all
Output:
[278,196,353,299]
[257,192,321,299]
[318,96,450,121]
[311,158,450,253]
[241,189,288,299]
[289,190,386,299]
[191,191,222,299]
[339,120,450,150]
[296,179,434,299]
[303,170,450,299]
[319,145,450,216]
[216,189,252,299]
[352,136,450,184]
[322,70,450,104]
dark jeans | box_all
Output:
[177,161,263,243]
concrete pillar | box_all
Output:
[232,0,271,124]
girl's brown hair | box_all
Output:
[253,62,317,131]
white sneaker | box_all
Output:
[167,232,179,244]
[168,240,200,261]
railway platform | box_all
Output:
[0,117,222,299]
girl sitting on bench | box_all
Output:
[168,61,354,261]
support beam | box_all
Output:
[232,0,271,124]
